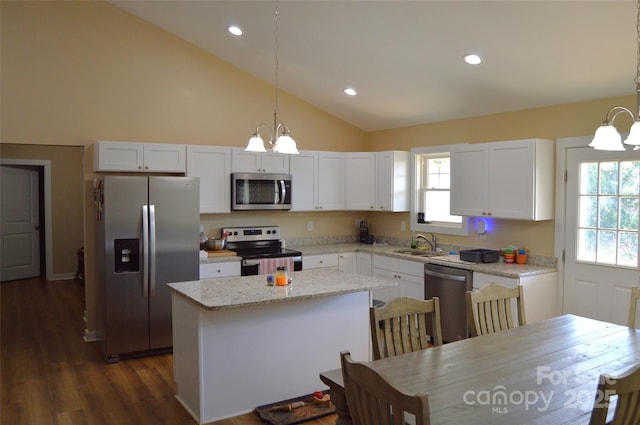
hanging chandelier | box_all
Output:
[245,1,299,155]
[590,0,640,151]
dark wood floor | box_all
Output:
[1,277,337,425]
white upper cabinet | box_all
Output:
[290,150,344,211]
[230,147,290,173]
[94,140,186,173]
[345,151,409,211]
[375,150,409,211]
[345,152,376,210]
[450,138,554,220]
[186,145,231,214]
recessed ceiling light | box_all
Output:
[343,88,357,96]
[464,54,482,65]
[228,26,243,36]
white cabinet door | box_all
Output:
[345,152,376,210]
[290,151,317,211]
[450,144,488,217]
[143,143,186,172]
[199,261,241,279]
[338,252,356,273]
[450,139,553,220]
[473,271,558,324]
[396,258,425,300]
[290,151,344,211]
[186,146,231,213]
[231,148,289,173]
[94,141,186,173]
[303,253,338,270]
[356,252,372,276]
[488,139,554,220]
[94,141,144,172]
[375,151,409,212]
[317,152,345,210]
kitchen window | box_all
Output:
[411,145,469,236]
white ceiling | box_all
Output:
[110,0,638,132]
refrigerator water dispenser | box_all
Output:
[114,238,140,273]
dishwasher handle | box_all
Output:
[425,268,467,282]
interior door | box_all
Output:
[0,165,41,281]
[563,146,640,325]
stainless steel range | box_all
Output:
[222,226,302,276]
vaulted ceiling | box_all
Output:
[110,1,637,132]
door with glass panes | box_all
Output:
[564,146,640,325]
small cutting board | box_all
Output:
[207,249,236,257]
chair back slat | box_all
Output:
[589,363,640,425]
[340,351,431,425]
[467,284,526,337]
[371,297,443,360]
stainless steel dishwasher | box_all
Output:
[424,263,473,342]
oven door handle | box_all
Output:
[243,259,261,267]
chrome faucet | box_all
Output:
[415,233,437,251]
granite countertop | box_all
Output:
[197,242,557,279]
[168,267,395,310]
[294,243,557,279]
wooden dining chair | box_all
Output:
[588,363,640,425]
[466,283,526,337]
[370,296,443,360]
[628,287,640,327]
[340,351,431,425]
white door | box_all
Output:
[1,165,41,281]
[563,146,640,325]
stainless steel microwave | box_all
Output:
[231,173,292,210]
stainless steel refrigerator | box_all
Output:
[95,176,199,362]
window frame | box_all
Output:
[410,145,469,236]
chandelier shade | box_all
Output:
[591,0,640,151]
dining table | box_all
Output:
[319,314,640,425]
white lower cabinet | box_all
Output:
[356,252,372,276]
[303,253,339,270]
[199,262,241,279]
[338,252,356,273]
[473,271,558,323]
[372,255,424,303]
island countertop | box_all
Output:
[167,267,395,311]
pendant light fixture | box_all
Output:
[245,1,299,155]
[590,0,640,151]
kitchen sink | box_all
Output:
[392,249,441,257]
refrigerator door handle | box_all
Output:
[149,205,157,297]
[142,205,149,298]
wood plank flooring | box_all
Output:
[1,277,337,425]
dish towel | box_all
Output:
[259,257,294,275]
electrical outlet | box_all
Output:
[400,221,406,232]
[307,221,314,231]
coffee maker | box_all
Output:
[359,220,374,244]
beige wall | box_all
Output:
[2,0,637,333]
[366,95,636,256]
[0,143,84,277]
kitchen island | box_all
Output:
[167,268,394,424]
